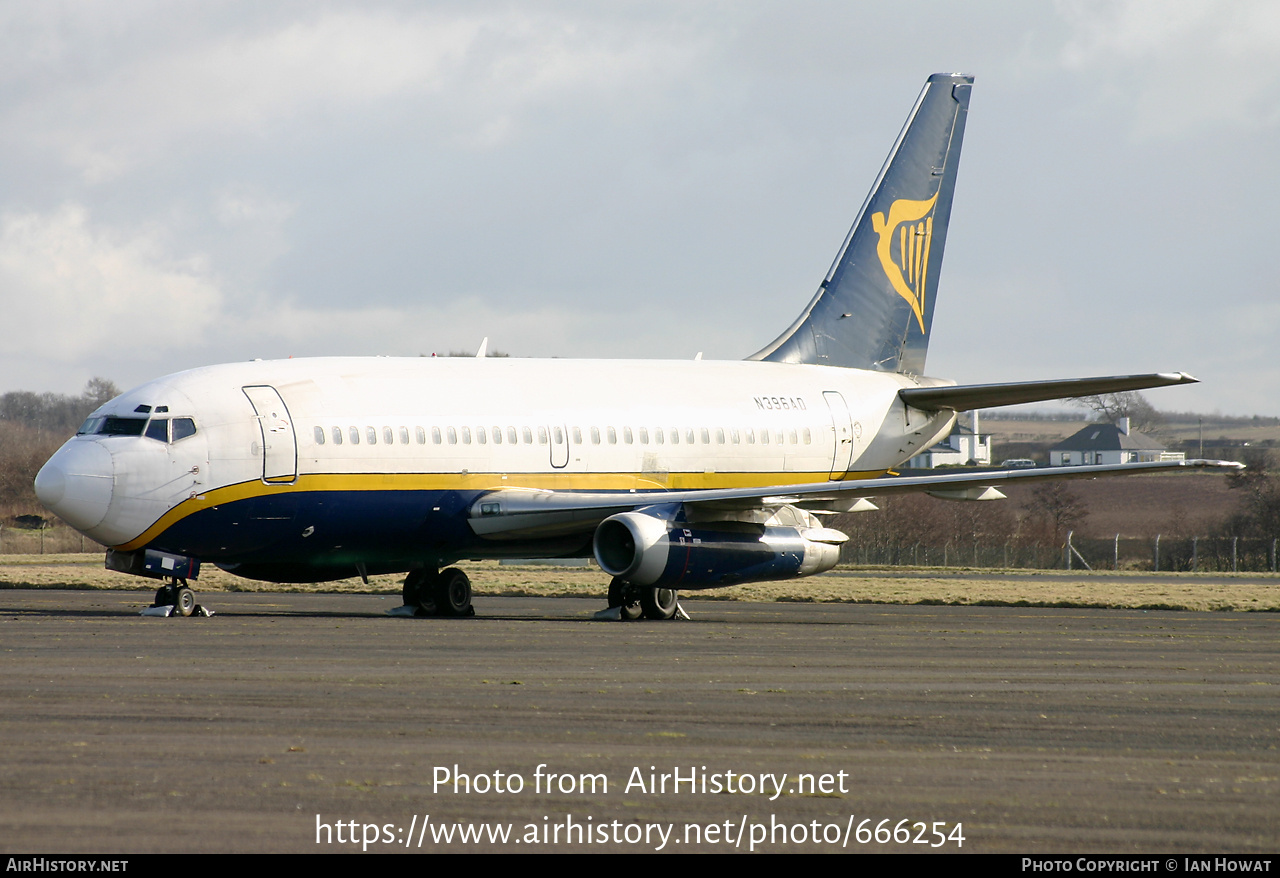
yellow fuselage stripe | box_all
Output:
[114,469,885,552]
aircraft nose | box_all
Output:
[34,441,115,531]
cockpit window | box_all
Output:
[98,417,148,436]
[78,414,196,442]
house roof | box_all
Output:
[1050,423,1166,452]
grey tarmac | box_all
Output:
[0,590,1275,853]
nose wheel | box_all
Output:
[146,578,211,617]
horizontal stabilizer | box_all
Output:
[899,372,1197,412]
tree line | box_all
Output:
[0,378,119,511]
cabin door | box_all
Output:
[242,385,298,483]
[823,391,855,480]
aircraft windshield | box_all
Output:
[76,415,196,441]
[89,417,147,436]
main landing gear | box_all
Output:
[396,567,475,618]
[143,577,212,617]
[603,578,686,621]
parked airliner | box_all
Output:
[33,74,1236,619]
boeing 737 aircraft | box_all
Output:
[34,74,1237,619]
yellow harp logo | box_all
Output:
[872,192,938,334]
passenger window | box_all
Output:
[522,427,532,444]
[145,419,168,442]
[314,426,325,445]
[572,427,582,444]
[607,426,617,444]
[333,427,343,445]
[716,428,725,444]
[508,427,518,444]
[759,429,769,445]
[687,428,696,445]
[590,427,600,445]
[700,428,710,444]
[366,427,377,445]
[172,418,197,442]
[803,428,811,444]
[639,428,648,444]
[387,427,397,445]
[429,427,439,444]
[623,427,633,444]
[731,429,740,444]
[462,427,471,444]
[491,427,501,445]
[447,427,457,445]
[746,429,755,444]
[538,427,548,444]
[415,427,425,444]
[349,427,360,445]
[477,427,486,444]
[789,429,798,444]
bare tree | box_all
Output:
[1024,482,1089,544]
[1220,448,1280,539]
[1072,391,1164,432]
[82,377,120,409]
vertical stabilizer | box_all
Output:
[749,74,972,374]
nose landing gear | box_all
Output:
[143,578,213,617]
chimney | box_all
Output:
[1117,417,1130,435]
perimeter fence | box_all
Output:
[3,520,1277,574]
[839,534,1280,573]
[0,522,105,555]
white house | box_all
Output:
[907,414,992,468]
[1049,417,1183,467]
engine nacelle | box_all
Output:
[592,510,845,590]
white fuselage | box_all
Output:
[37,356,956,565]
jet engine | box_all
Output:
[592,506,846,590]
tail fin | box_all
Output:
[749,73,972,375]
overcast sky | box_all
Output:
[2,1,1276,415]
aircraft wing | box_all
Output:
[466,458,1240,538]
[900,372,1197,411]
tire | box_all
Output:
[434,568,473,617]
[608,578,642,621]
[175,587,196,617]
[402,569,430,606]
[640,586,678,621]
